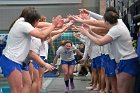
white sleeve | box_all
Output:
[22,22,35,34]
[83,38,90,59]
[79,38,86,43]
[30,37,41,54]
[89,11,103,20]
[107,27,121,40]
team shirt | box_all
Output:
[56,46,75,61]
[3,17,34,64]
[107,19,137,63]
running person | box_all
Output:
[52,40,83,93]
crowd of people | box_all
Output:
[0,6,138,93]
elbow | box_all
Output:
[97,41,105,46]
[95,40,105,46]
[28,50,34,59]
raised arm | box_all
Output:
[29,15,62,40]
[79,8,103,20]
[90,25,108,35]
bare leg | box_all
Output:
[92,68,98,89]
[22,70,32,93]
[108,76,118,93]
[105,77,111,93]
[38,67,45,90]
[7,68,23,93]
[117,72,135,93]
[62,64,69,81]
[31,68,40,93]
[100,68,106,93]
[69,65,75,89]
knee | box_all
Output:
[64,72,69,76]
[69,72,73,76]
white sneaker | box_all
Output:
[86,86,93,90]
[86,72,91,77]
[73,72,79,76]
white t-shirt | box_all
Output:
[56,46,75,61]
[107,19,137,63]
[101,44,114,59]
[30,36,42,55]
[81,36,101,59]
[39,41,49,60]
[3,17,34,64]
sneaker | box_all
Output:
[86,86,93,90]
[73,72,79,76]
[70,82,75,89]
[65,87,69,93]
[86,72,91,77]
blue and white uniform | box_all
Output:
[0,17,34,77]
[56,46,76,65]
[82,36,101,70]
[107,19,138,76]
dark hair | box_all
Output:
[9,6,40,30]
[105,6,119,17]
[104,11,119,24]
[64,40,72,46]
[21,7,41,26]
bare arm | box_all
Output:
[90,29,104,38]
[37,22,52,28]
[74,49,83,57]
[52,55,59,66]
[28,50,55,71]
[47,33,62,43]
[90,25,109,35]
[75,26,113,46]
[29,16,62,40]
[50,20,74,36]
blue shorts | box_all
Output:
[100,54,110,68]
[91,56,101,70]
[32,61,39,70]
[32,56,46,70]
[0,55,22,77]
[105,59,116,77]
[61,60,76,65]
[21,62,29,71]
[116,57,138,77]
[39,56,46,68]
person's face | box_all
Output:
[79,12,89,19]
[65,43,72,50]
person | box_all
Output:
[74,10,138,93]
[79,8,118,93]
[30,20,74,93]
[72,11,103,92]
[0,6,62,93]
[52,40,83,93]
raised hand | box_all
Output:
[73,25,89,36]
[52,15,63,27]
[79,8,89,15]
